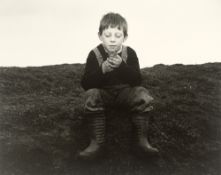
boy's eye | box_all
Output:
[115,33,122,38]
[104,33,111,37]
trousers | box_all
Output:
[84,86,154,114]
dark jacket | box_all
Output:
[81,44,142,91]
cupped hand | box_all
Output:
[107,55,122,68]
[102,60,114,73]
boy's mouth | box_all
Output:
[104,44,120,53]
[108,45,118,50]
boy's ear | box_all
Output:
[123,36,128,42]
[98,32,102,41]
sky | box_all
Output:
[0,0,221,68]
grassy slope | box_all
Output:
[0,63,220,175]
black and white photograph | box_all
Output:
[0,0,220,174]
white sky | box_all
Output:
[0,0,221,68]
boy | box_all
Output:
[79,12,158,159]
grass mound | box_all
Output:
[0,63,220,175]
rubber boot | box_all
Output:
[132,114,159,155]
[78,113,105,159]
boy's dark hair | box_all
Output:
[98,12,128,37]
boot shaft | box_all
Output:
[132,114,148,137]
[86,112,106,145]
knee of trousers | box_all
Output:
[84,88,105,113]
[129,86,154,113]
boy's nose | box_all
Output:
[110,36,116,42]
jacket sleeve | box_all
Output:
[81,51,104,90]
[116,47,142,85]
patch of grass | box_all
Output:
[0,63,220,175]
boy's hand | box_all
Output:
[107,55,122,68]
[101,60,114,74]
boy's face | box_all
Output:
[99,26,127,53]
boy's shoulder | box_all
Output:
[121,45,137,57]
[124,45,136,53]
